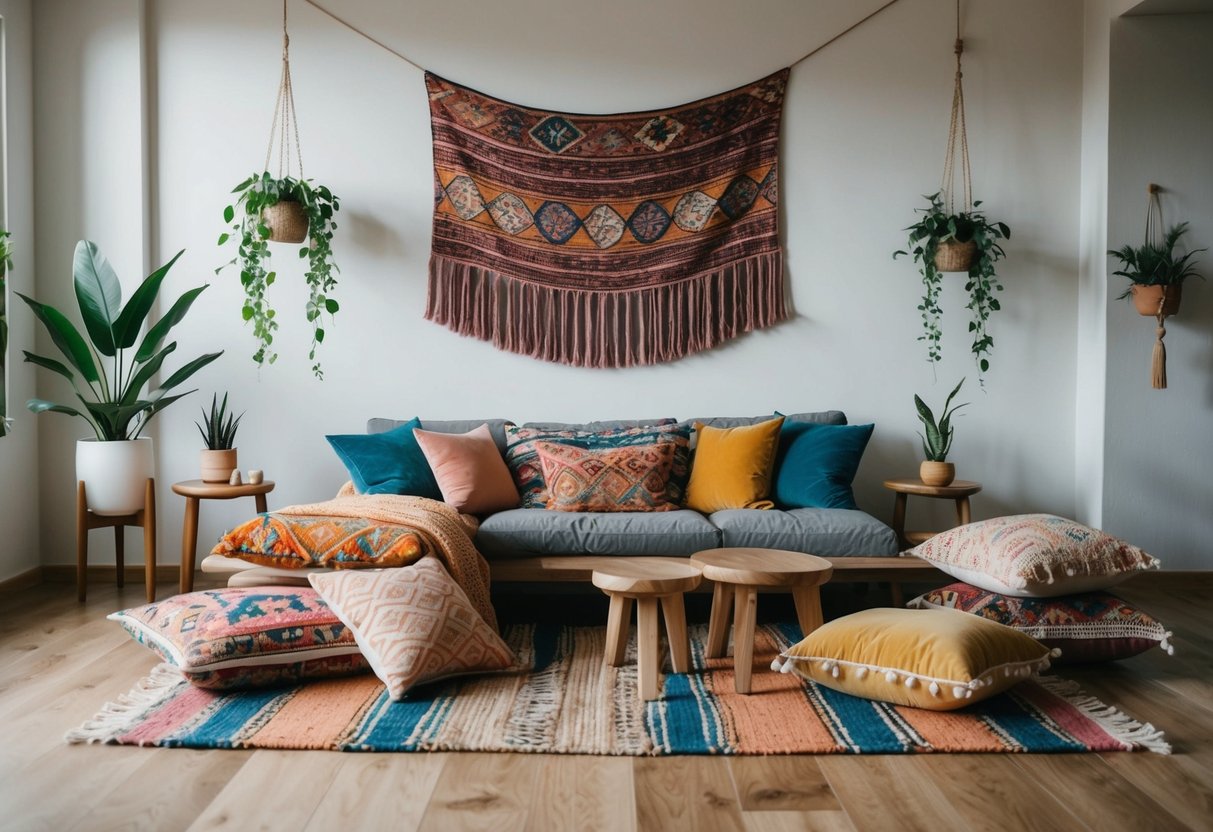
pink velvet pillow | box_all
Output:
[413,424,519,514]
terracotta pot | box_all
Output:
[77,438,155,515]
[261,200,308,244]
[201,448,239,483]
[933,240,977,273]
[920,460,956,487]
[1131,283,1182,317]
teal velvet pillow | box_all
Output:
[326,418,442,498]
[773,422,874,510]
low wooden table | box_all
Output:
[689,547,833,695]
[172,479,274,594]
[591,561,702,701]
[883,477,982,549]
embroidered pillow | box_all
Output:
[308,558,516,701]
[772,421,874,510]
[212,513,425,569]
[777,607,1057,711]
[504,425,581,507]
[907,582,1174,663]
[909,514,1160,598]
[413,424,519,514]
[326,418,442,498]
[109,587,368,690]
[684,417,784,513]
[582,423,692,506]
[534,441,677,512]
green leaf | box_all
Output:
[217,233,230,246]
[224,205,236,223]
[72,240,123,356]
[113,249,184,349]
[157,351,223,392]
[16,293,101,383]
[120,342,177,406]
[325,298,339,314]
[134,285,209,362]
[27,398,87,419]
[22,351,77,385]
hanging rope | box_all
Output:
[1145,184,1169,388]
[264,0,305,179]
[940,0,972,214]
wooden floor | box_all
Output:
[1,574,1211,832]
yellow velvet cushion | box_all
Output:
[777,608,1057,711]
[684,417,784,513]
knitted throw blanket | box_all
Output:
[279,488,496,632]
[426,70,789,367]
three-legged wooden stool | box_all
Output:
[76,478,157,603]
[591,561,702,700]
[690,547,833,694]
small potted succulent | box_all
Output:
[196,393,244,483]
[895,193,1010,378]
[914,378,967,487]
[1109,222,1205,317]
[218,172,341,379]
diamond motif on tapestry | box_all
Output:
[634,116,684,152]
[627,201,672,244]
[487,193,534,235]
[444,94,497,128]
[716,176,760,220]
[488,108,528,143]
[534,201,583,244]
[529,116,585,154]
[445,175,486,220]
[672,191,717,232]
[433,173,445,207]
[759,167,777,205]
[583,205,627,249]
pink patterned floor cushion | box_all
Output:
[908,514,1160,597]
[308,557,516,701]
[534,441,676,512]
[109,587,369,690]
[907,582,1173,662]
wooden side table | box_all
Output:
[172,479,274,594]
[690,547,833,695]
[883,478,983,549]
[76,479,157,603]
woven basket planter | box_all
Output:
[933,240,978,273]
[262,200,308,244]
[1131,283,1182,317]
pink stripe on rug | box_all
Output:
[119,683,213,745]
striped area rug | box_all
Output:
[69,623,1169,754]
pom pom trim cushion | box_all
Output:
[777,607,1057,710]
[909,514,1160,598]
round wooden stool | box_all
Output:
[591,561,702,701]
[690,547,833,694]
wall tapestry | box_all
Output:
[426,69,789,368]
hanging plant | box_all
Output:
[893,2,1010,382]
[217,0,340,380]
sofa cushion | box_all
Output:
[476,508,720,559]
[685,418,784,513]
[709,508,898,556]
[367,418,512,456]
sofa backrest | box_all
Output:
[366,418,512,455]
[684,411,847,429]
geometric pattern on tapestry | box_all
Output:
[426,69,790,368]
[308,557,516,701]
[210,513,425,570]
[534,440,676,512]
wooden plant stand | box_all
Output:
[76,478,156,603]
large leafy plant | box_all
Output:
[18,241,222,441]
[1109,222,1205,300]
[218,172,340,379]
[895,193,1010,378]
[914,377,967,462]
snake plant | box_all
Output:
[914,378,967,462]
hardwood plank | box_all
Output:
[184,750,344,831]
[728,756,840,812]
[525,755,636,831]
[634,756,744,832]
[817,756,965,832]
[741,810,856,832]
[908,755,1085,831]
[304,753,447,831]
[419,752,534,831]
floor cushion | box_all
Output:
[709,508,899,556]
[476,508,720,558]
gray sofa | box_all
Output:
[367,412,899,561]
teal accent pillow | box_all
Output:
[326,418,442,498]
[773,422,874,510]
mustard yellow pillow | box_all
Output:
[684,417,784,513]
[775,608,1058,711]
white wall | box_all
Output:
[1102,13,1213,568]
[0,0,38,583]
[31,0,1087,567]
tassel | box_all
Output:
[1152,315,1168,389]
[770,658,783,672]
[885,671,899,684]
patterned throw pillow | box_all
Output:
[308,557,516,701]
[109,587,369,690]
[907,582,1174,662]
[212,513,425,569]
[909,514,1160,598]
[777,607,1057,711]
[533,441,677,512]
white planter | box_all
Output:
[76,437,155,515]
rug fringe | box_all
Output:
[1035,675,1171,754]
[64,663,186,746]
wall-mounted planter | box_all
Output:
[1131,283,1182,317]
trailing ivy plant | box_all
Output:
[218,172,340,379]
[894,193,1010,380]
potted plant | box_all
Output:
[1109,222,1205,317]
[0,229,12,437]
[196,393,244,483]
[914,377,967,487]
[19,241,222,514]
[218,172,341,379]
[895,194,1010,378]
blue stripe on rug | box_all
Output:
[162,688,285,748]
[344,689,447,750]
[812,684,909,753]
[983,691,1087,752]
[655,671,717,753]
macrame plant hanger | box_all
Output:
[935,0,974,272]
[262,0,308,244]
[1144,184,1170,389]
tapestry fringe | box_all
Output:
[1034,675,1172,754]
[426,252,787,368]
[65,663,186,745]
